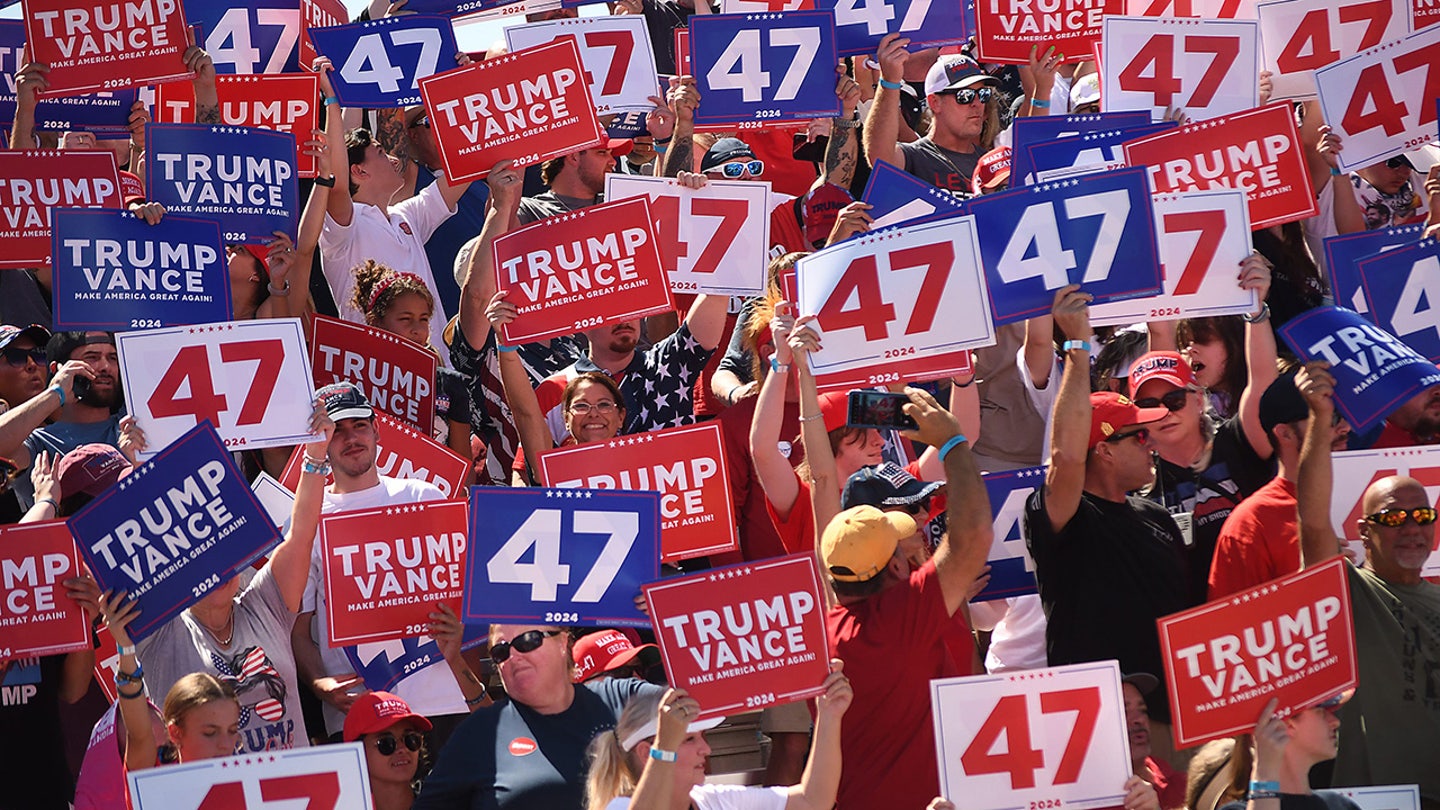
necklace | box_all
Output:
[201,611,235,646]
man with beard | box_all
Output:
[1362,381,1440,448]
[1122,674,1186,809]
[514,141,633,226]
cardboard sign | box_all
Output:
[722,0,815,9]
[343,624,489,693]
[860,160,968,230]
[277,412,470,498]
[1025,121,1176,182]
[1124,0,1257,17]
[1323,223,1427,313]
[492,196,674,344]
[0,521,90,659]
[1355,239,1440,362]
[117,318,319,457]
[50,209,232,331]
[0,24,140,135]
[1158,557,1357,747]
[418,39,604,182]
[1010,111,1152,187]
[1329,445,1440,577]
[605,174,771,295]
[796,213,995,377]
[1256,0,1411,99]
[311,15,459,109]
[1315,23,1440,171]
[187,0,302,74]
[147,123,299,245]
[1278,306,1440,434]
[322,499,468,647]
[310,316,438,430]
[23,0,192,96]
[690,12,841,125]
[819,0,969,56]
[815,348,975,393]
[505,17,659,115]
[973,466,1044,602]
[967,168,1163,325]
[539,423,738,562]
[974,0,1121,64]
[462,487,660,627]
[930,661,1132,810]
[1102,16,1261,121]
[645,554,829,719]
[300,0,347,68]
[68,424,282,642]
[0,150,122,269]
[1333,786,1422,810]
[251,472,295,531]
[153,74,321,179]
[675,27,690,73]
[1090,189,1256,326]
[129,742,372,810]
[1122,103,1318,230]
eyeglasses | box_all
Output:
[1104,427,1150,445]
[1134,388,1192,412]
[409,114,429,129]
[567,400,619,415]
[717,160,764,178]
[1363,507,1437,527]
[372,731,424,756]
[1,347,45,367]
[945,87,994,105]
[490,629,562,663]
[1384,156,1410,170]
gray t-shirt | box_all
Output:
[19,414,122,507]
[898,137,981,196]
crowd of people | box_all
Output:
[3,1,1440,809]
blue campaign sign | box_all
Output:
[68,424,281,642]
[188,0,302,75]
[860,160,966,231]
[310,15,459,109]
[1357,239,1440,363]
[147,124,299,245]
[818,0,967,56]
[972,466,1045,603]
[1323,224,1425,315]
[1278,306,1440,435]
[1024,121,1176,182]
[608,111,649,138]
[50,209,232,331]
[463,487,660,628]
[692,12,840,126]
[344,626,488,693]
[0,21,139,137]
[1009,111,1152,186]
[967,167,1163,326]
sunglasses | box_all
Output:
[1,347,45,367]
[490,629,562,663]
[717,160,764,178]
[568,400,618,415]
[1384,156,1410,170]
[945,87,994,105]
[1104,427,1150,444]
[1134,388,1192,412]
[373,731,424,756]
[1363,507,1438,527]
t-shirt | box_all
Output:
[971,323,1047,470]
[434,366,472,446]
[516,191,599,226]
[138,562,307,752]
[18,414,123,507]
[605,784,789,810]
[1207,476,1299,600]
[0,656,74,810]
[898,137,982,195]
[641,0,692,75]
[1330,566,1440,805]
[1220,792,1362,810]
[716,393,802,565]
[1024,487,1192,723]
[413,678,662,810]
[827,560,971,810]
[1146,755,1187,810]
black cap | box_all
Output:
[1259,370,1309,433]
[46,331,114,365]
[316,381,374,421]
[701,137,756,172]
[1122,672,1159,695]
[841,462,943,509]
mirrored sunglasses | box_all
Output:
[947,87,994,105]
[1363,507,1437,527]
[719,160,764,178]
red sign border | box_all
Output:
[0,520,91,659]
[309,314,439,431]
[24,0,195,97]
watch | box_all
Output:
[314,175,337,188]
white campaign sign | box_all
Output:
[1123,0,1257,17]
[1090,189,1256,326]
[129,743,372,809]
[1329,445,1440,576]
[504,17,658,114]
[1102,17,1260,121]
[605,175,771,295]
[1256,0,1411,99]
[795,216,995,375]
[117,318,320,458]
[722,0,813,9]
[931,661,1132,810]
[1332,785,1422,810]
[1315,23,1440,171]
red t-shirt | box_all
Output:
[769,197,809,255]
[1146,755,1188,810]
[745,128,819,198]
[712,395,804,566]
[1370,420,1430,449]
[763,460,941,555]
[1208,476,1299,600]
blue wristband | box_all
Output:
[878,79,904,90]
[497,343,520,353]
[1062,340,1091,354]
[938,434,967,462]
[1329,166,1342,176]
[1030,97,1050,108]
[649,746,678,762]
[323,96,339,106]
[48,384,65,407]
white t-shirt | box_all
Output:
[605,784,789,810]
[968,595,1050,673]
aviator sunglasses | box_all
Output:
[490,629,563,663]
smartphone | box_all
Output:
[847,390,917,431]
[71,375,91,401]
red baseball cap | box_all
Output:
[56,443,130,499]
[1089,392,1168,449]
[818,390,850,433]
[117,170,146,206]
[972,146,1012,194]
[1128,351,1196,396]
[571,629,658,682]
[343,691,432,742]
[803,183,854,246]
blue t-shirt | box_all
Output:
[18,414,123,507]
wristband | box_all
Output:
[323,96,339,106]
[464,686,488,706]
[799,413,824,423]
[49,384,65,407]
[118,643,136,657]
[117,683,146,700]
[302,457,331,477]
[655,143,668,152]
[497,343,520,353]
[654,136,673,145]
[649,747,679,762]
[35,497,58,512]
[937,434,968,462]
[1029,97,1050,108]
[952,377,975,388]
[833,115,859,129]
[1329,166,1342,176]
[313,174,337,188]
[115,662,144,684]
[1243,302,1271,324]
[268,280,291,297]
[878,79,904,90]
[1062,340,1091,354]
[770,357,791,374]
[1249,781,1280,793]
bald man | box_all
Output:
[1294,361,1440,809]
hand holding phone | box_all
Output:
[847,390,918,431]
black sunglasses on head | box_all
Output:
[1134,388,1192,412]
[1,347,45,368]
[373,730,424,756]
[491,629,562,663]
[1384,156,1411,170]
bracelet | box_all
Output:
[1243,302,1271,324]
[937,433,967,461]
[1030,96,1050,108]
[48,384,65,407]
[654,136,672,145]
[1329,166,1342,176]
[117,683,146,700]
[35,497,58,512]
[799,413,824,423]
[952,378,974,388]
[118,643,136,657]
[115,663,144,685]
[833,115,859,129]
[649,746,679,762]
[770,357,791,374]
[1061,340,1091,354]
[727,384,745,403]
[313,174,337,188]
[268,280,291,297]
[497,343,520,353]
[464,686,488,706]
[323,96,339,106]
[878,79,904,90]
[301,457,331,477]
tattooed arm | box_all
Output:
[661,77,700,177]
[187,47,220,124]
[823,64,863,189]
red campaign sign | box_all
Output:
[24,0,193,97]
[1122,103,1318,230]
[1416,0,1440,31]
[279,412,470,498]
[492,196,675,344]
[154,74,322,178]
[301,0,349,69]
[322,499,467,647]
[644,554,830,720]
[93,630,120,702]
[418,38,605,183]
[974,0,1124,64]
[537,423,738,562]
[0,521,90,659]
[310,316,438,431]
[675,28,689,74]
[0,150,122,270]
[1157,557,1357,748]
[813,348,975,393]
[1123,0,1257,16]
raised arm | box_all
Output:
[1043,285,1094,534]
[862,34,911,169]
[661,77,701,177]
[268,404,335,612]
[99,591,158,772]
[314,57,354,228]
[1294,362,1342,568]
[10,62,46,149]
[1237,254,1278,459]
[486,291,552,485]
[788,317,842,546]
[188,46,219,124]
[1317,126,1365,236]
[458,161,521,351]
[822,66,862,189]
[1016,44,1061,118]
[783,661,852,810]
[681,294,729,351]
[750,306,803,519]
[0,362,91,467]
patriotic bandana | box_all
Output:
[211,645,287,731]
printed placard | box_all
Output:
[1324,224,1426,314]
[815,348,975,393]
[1122,103,1318,229]
[343,625,489,693]
[322,499,468,647]
[492,196,675,344]
[277,412,469,498]
[0,521,90,659]
[462,487,660,627]
[129,742,372,810]
[117,318,319,457]
[23,0,192,96]
[1332,786,1421,810]
[860,160,968,230]
[644,554,829,719]
[722,0,815,9]
[973,466,1045,602]
[153,74,321,178]
[300,0,348,68]
[310,316,438,430]
[310,15,459,109]
[1124,0,1257,16]
[675,27,690,73]
[539,423,737,562]
[0,150,122,269]
[1025,121,1177,182]
[974,0,1121,64]
[1315,23,1440,170]
[0,23,141,135]
[68,424,282,642]
[1277,306,1440,434]
[147,123,300,245]
[690,12,841,125]
[50,209,232,331]
[418,39,604,182]
[1256,0,1411,99]
[1355,239,1440,362]
[1102,16,1261,121]
[1329,445,1440,576]
[1010,111,1152,186]
[967,167,1163,325]
[819,0,969,56]
[605,174,771,295]
[251,472,295,531]
[1158,557,1357,747]
[930,661,1132,810]
[187,0,303,75]
[505,16,659,114]
[795,213,995,376]
[1090,189,1256,326]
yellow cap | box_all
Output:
[820,505,916,582]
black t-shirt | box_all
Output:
[1220,791,1362,810]
[0,656,75,810]
[642,0,693,75]
[1024,486,1192,723]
